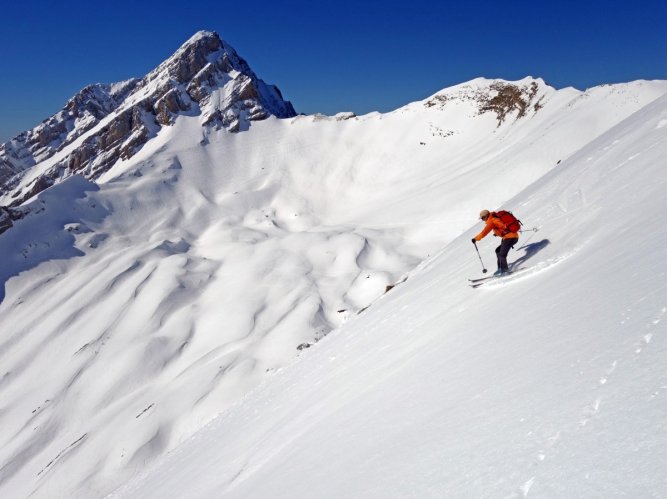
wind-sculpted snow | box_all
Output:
[0,176,104,301]
[0,77,666,498]
[112,94,667,498]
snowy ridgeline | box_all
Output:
[0,75,666,498]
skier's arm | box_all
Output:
[474,221,493,241]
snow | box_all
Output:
[1,78,667,498]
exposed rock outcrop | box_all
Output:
[478,81,542,125]
[424,79,546,126]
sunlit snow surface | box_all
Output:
[1,79,667,498]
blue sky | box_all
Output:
[1,0,666,142]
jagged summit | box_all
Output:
[136,29,296,129]
[144,30,225,86]
[0,31,296,207]
[178,29,220,51]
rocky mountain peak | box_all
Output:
[0,31,296,211]
[152,30,223,84]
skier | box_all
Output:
[471,209,519,275]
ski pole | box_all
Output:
[518,226,540,246]
[472,240,487,273]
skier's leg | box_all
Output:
[498,238,518,271]
[495,244,502,271]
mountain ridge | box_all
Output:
[0,30,296,209]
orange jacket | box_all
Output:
[474,212,519,241]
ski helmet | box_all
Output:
[479,209,490,220]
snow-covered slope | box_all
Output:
[0,42,666,497]
[112,91,667,498]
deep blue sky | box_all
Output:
[1,0,666,142]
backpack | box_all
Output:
[494,210,522,235]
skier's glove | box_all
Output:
[471,238,476,244]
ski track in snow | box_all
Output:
[470,250,576,289]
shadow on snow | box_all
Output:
[0,176,106,303]
[511,239,551,270]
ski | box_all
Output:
[468,270,516,283]
[468,268,526,287]
[468,275,496,283]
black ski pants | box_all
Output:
[495,237,518,271]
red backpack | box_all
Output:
[494,210,522,235]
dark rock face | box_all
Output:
[478,81,542,125]
[0,158,19,189]
[0,205,29,236]
[155,89,191,125]
[0,207,13,235]
[0,31,296,207]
